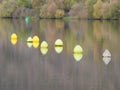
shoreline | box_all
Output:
[0,17,119,21]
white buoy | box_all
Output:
[103,49,111,65]
[27,37,33,48]
[73,45,83,61]
[55,39,63,54]
[40,41,48,55]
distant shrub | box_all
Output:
[109,2,120,19]
[55,9,64,18]
[93,0,103,19]
[101,1,120,19]
[39,4,47,18]
[0,0,17,17]
[85,0,97,18]
[101,2,110,19]
[63,0,77,12]
[17,0,31,8]
[31,0,38,9]
[40,2,58,18]
[54,0,64,9]
[69,3,88,19]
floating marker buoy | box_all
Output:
[33,36,39,42]
[73,45,83,61]
[27,37,33,48]
[103,49,111,65]
[55,39,63,54]
[55,39,63,46]
[103,49,111,57]
[25,16,29,25]
[41,41,48,48]
[103,57,111,65]
[32,36,39,48]
[10,33,17,45]
[27,37,32,42]
[73,54,83,62]
[40,41,48,55]
[11,33,17,39]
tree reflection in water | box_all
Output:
[0,19,120,90]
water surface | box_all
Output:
[0,19,120,90]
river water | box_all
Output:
[0,19,120,90]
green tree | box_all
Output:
[93,0,103,19]
[0,0,16,17]
[63,0,77,12]
[101,1,120,19]
[17,0,31,8]
[85,0,97,18]
[109,2,120,19]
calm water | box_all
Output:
[0,19,120,90]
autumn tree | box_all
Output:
[93,0,103,19]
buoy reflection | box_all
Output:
[73,45,83,61]
[10,33,17,45]
[27,37,33,48]
[103,49,111,65]
[32,36,39,48]
[25,16,29,25]
[40,41,48,55]
[55,39,63,54]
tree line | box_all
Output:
[0,0,120,19]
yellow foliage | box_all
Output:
[55,9,64,18]
[93,0,103,19]
[32,0,38,9]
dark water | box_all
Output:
[0,19,120,90]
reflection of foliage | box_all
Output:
[110,21,119,31]
[103,20,119,33]
[65,20,87,52]
[16,29,31,40]
[55,20,64,29]
[0,19,14,35]
[0,19,33,40]
[0,19,120,56]
[93,21,102,41]
[65,29,76,52]
[39,20,48,31]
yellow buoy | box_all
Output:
[27,37,33,48]
[73,45,83,61]
[40,41,48,55]
[41,41,48,48]
[11,33,17,39]
[27,37,32,42]
[73,53,83,62]
[55,39,63,54]
[32,36,39,48]
[33,36,39,42]
[10,33,17,45]
[55,39,63,46]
